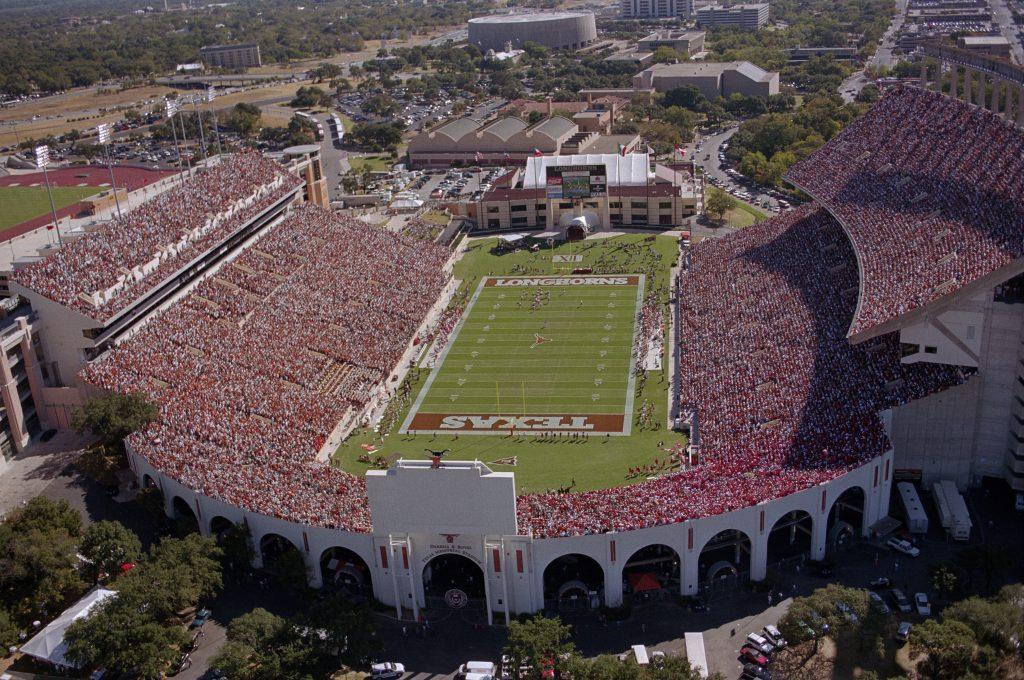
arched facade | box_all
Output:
[128,444,894,618]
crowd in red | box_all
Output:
[83,204,450,531]
[516,205,968,537]
[785,85,1024,338]
[13,153,301,322]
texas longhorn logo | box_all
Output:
[441,533,460,544]
[531,333,552,348]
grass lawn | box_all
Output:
[0,185,101,231]
[333,233,687,494]
[708,187,767,229]
[348,155,394,173]
[419,209,450,225]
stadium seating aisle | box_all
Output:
[82,205,451,531]
[785,85,1024,338]
[516,205,968,538]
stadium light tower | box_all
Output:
[164,98,186,184]
[96,123,123,220]
[34,145,63,247]
[188,94,209,163]
[206,87,223,157]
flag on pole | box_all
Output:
[34,145,50,169]
[96,123,111,146]
[619,143,627,157]
[533,148,542,157]
[674,144,685,158]
[165,97,179,117]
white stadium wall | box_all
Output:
[129,443,894,617]
[467,12,598,52]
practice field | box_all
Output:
[0,185,100,231]
[401,274,644,436]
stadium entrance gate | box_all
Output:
[422,553,486,613]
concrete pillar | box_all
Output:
[931,64,942,92]
[604,563,623,608]
[991,79,1001,113]
[810,503,828,561]
[682,553,700,595]
[18,328,48,430]
[920,62,929,88]
[750,534,768,582]
[963,69,973,105]
[977,71,986,109]
[1018,86,1024,127]
[1004,83,1015,121]
[949,65,958,99]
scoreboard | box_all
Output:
[546,164,607,199]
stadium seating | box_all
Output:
[82,205,451,530]
[515,205,968,537]
[13,152,302,321]
[785,85,1024,338]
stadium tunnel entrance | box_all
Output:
[422,554,485,610]
[171,496,199,533]
[698,529,751,592]
[622,544,680,602]
[767,510,813,565]
[259,533,303,575]
[544,553,604,612]
[828,486,865,553]
[209,516,234,537]
[320,546,372,599]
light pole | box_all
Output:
[207,87,223,157]
[96,123,123,220]
[35,145,63,247]
[189,94,209,163]
[165,97,185,184]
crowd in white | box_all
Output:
[83,204,450,531]
[516,205,967,537]
[785,85,1024,337]
[13,153,301,321]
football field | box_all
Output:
[401,274,644,436]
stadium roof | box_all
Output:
[521,153,652,188]
[785,86,1024,342]
[469,11,592,23]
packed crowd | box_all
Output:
[83,205,451,531]
[785,85,1024,337]
[13,153,302,322]
[516,205,969,537]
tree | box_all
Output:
[362,93,398,117]
[638,120,682,155]
[910,618,977,679]
[289,86,332,108]
[0,607,18,650]
[705,190,735,221]
[72,392,158,451]
[210,608,324,680]
[943,596,1020,652]
[930,563,960,601]
[305,592,381,662]
[652,46,685,64]
[503,615,576,679]
[224,103,262,137]
[118,533,223,621]
[663,85,706,111]
[952,545,1012,595]
[309,62,342,82]
[0,498,83,620]
[80,520,142,584]
[856,83,881,103]
[64,594,190,679]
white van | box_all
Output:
[459,660,496,679]
[746,632,774,655]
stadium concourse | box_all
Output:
[11,84,1022,619]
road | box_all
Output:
[871,0,908,72]
[688,127,782,215]
[989,0,1024,64]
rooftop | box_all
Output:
[469,11,592,23]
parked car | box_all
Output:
[742,662,772,679]
[891,589,912,613]
[896,621,913,643]
[459,661,497,679]
[915,592,932,616]
[746,632,774,655]
[763,624,787,649]
[869,576,891,589]
[740,646,769,667]
[868,591,891,614]
[371,661,405,679]
[189,608,212,628]
[836,602,859,623]
[887,537,921,557]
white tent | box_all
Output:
[20,588,116,669]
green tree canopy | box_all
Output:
[72,392,158,451]
[80,520,142,584]
[503,614,576,679]
[705,189,736,221]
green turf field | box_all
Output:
[333,233,688,493]
[401,274,642,435]
[0,185,101,231]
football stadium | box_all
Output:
[4,63,1024,622]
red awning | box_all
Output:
[627,572,661,592]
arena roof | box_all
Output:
[469,11,593,23]
[784,85,1024,342]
